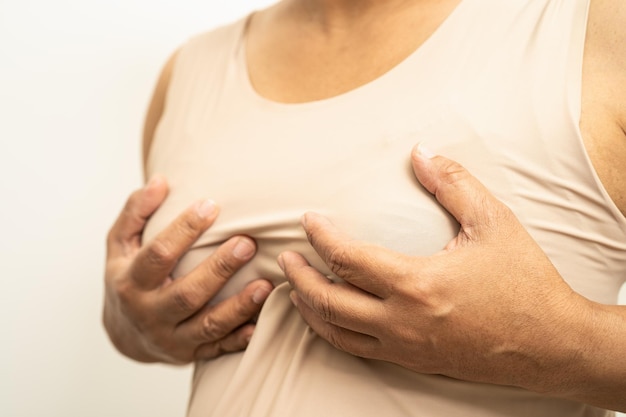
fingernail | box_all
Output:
[301,212,319,228]
[145,175,163,190]
[196,199,217,219]
[244,328,254,344]
[277,254,285,270]
[416,142,436,159]
[233,237,255,260]
[252,287,271,304]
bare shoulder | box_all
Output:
[580,0,626,216]
[142,49,180,177]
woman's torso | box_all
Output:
[144,0,626,415]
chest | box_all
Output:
[145,0,626,305]
[247,1,625,217]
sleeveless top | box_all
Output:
[144,0,626,416]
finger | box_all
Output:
[130,199,219,289]
[300,212,402,297]
[279,251,384,334]
[290,291,380,359]
[158,236,261,319]
[174,278,273,339]
[411,144,512,241]
[107,175,169,257]
[193,324,256,360]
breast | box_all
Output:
[143,124,460,304]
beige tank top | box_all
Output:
[144,0,626,415]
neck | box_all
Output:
[284,0,426,34]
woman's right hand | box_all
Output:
[102,176,273,364]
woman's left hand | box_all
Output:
[278,146,592,393]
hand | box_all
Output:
[103,176,273,364]
[278,146,591,392]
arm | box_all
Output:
[102,52,273,364]
[142,49,178,179]
[281,0,626,407]
[279,147,626,411]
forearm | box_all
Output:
[521,298,626,412]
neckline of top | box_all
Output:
[233,0,472,110]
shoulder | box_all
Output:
[142,49,180,174]
[141,17,249,174]
[177,17,249,70]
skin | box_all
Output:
[270,0,626,410]
[580,0,626,213]
[103,177,272,364]
[103,33,275,365]
[102,178,273,363]
[103,0,625,409]
[279,148,626,410]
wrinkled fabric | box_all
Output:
[144,1,625,415]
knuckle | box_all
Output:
[113,278,135,305]
[439,160,470,186]
[326,244,353,278]
[200,316,224,341]
[146,238,177,267]
[310,291,335,324]
[171,285,201,314]
[177,214,202,240]
[408,279,435,305]
[211,254,237,279]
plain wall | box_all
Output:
[0,1,624,416]
[0,1,274,416]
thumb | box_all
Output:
[108,175,169,254]
[410,144,511,241]
[131,174,170,225]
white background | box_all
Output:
[0,1,624,416]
